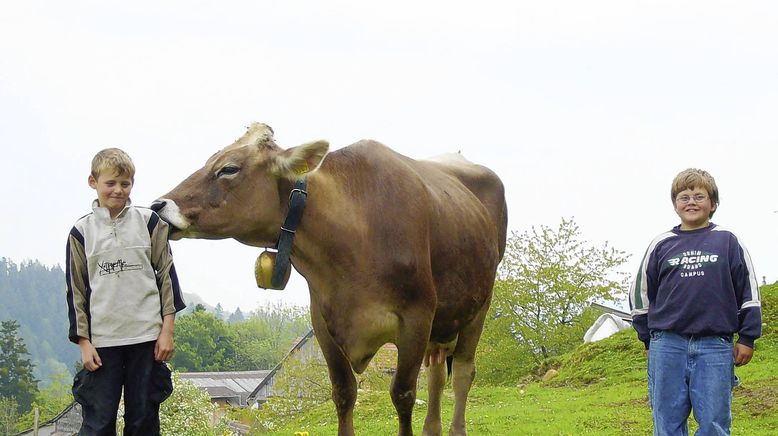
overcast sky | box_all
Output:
[1,1,776,313]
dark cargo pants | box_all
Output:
[72,341,173,436]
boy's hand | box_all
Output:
[154,330,175,362]
[78,338,102,371]
[155,313,176,362]
[734,343,754,366]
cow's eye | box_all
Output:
[217,165,240,178]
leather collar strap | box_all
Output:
[272,178,308,288]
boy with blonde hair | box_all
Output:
[630,168,761,435]
[66,148,186,435]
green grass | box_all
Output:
[259,285,778,435]
[260,335,778,435]
[262,379,654,435]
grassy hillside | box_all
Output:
[259,284,778,435]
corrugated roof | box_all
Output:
[180,370,272,406]
[590,302,632,322]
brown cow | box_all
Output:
[152,123,507,436]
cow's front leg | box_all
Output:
[392,311,433,436]
[312,305,357,436]
[330,362,358,436]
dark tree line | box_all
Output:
[0,320,38,414]
[0,258,78,384]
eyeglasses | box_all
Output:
[676,194,708,204]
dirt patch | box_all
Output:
[734,383,778,417]
[620,419,643,433]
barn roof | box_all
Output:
[589,302,632,322]
[247,328,316,403]
[179,370,272,406]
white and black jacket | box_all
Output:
[66,200,186,347]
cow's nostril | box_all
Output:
[150,200,166,212]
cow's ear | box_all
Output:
[272,140,329,179]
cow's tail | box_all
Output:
[446,355,453,378]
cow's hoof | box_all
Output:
[422,421,442,436]
[448,425,467,436]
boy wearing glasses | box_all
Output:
[629,168,761,435]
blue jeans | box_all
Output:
[648,330,738,436]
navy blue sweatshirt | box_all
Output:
[629,223,761,349]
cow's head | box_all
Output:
[152,122,329,246]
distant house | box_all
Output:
[176,329,323,408]
[15,402,81,436]
[583,303,633,343]
[179,370,272,408]
[247,328,318,406]
[589,302,631,322]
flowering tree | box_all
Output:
[488,218,630,364]
[116,372,231,436]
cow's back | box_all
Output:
[420,153,508,260]
[314,141,507,342]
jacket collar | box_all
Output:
[92,199,132,222]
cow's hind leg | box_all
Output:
[392,311,433,436]
[422,347,447,436]
[448,303,490,436]
[311,305,357,436]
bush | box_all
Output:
[475,316,535,386]
[244,339,395,433]
[0,397,18,436]
[476,306,602,385]
[760,283,777,336]
[117,372,231,436]
[14,370,72,432]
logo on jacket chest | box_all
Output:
[667,250,719,278]
[97,258,143,276]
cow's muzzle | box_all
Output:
[150,198,188,239]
